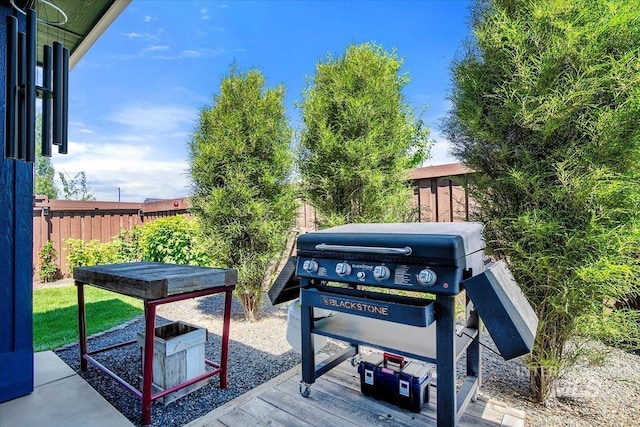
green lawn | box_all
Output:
[33,285,143,352]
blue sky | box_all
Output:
[52,0,473,202]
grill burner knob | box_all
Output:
[302,260,319,273]
[373,265,390,281]
[335,262,351,276]
[417,269,437,286]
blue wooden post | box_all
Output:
[0,4,34,403]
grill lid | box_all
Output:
[297,222,485,268]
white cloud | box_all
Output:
[121,32,158,41]
[143,15,155,23]
[52,141,190,202]
[181,49,201,58]
[108,104,197,133]
[144,45,170,52]
[181,47,225,58]
[424,129,458,166]
[151,47,226,60]
[51,103,199,202]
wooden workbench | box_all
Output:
[74,262,237,425]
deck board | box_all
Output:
[279,376,421,427]
[218,408,269,427]
[185,361,526,427]
[259,388,358,427]
[238,397,315,427]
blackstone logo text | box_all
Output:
[321,296,389,316]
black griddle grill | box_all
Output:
[269,222,538,427]
[295,222,485,295]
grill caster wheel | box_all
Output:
[300,382,311,398]
[350,355,361,367]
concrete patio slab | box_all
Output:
[0,351,133,427]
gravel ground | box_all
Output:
[52,289,640,427]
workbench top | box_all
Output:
[73,262,237,300]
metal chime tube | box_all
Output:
[42,45,53,157]
[60,47,69,154]
[4,16,18,159]
[26,8,36,162]
[53,42,63,147]
[5,9,69,161]
[18,31,26,160]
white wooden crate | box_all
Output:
[137,321,209,404]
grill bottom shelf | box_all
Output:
[313,312,478,363]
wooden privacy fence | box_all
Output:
[33,163,473,280]
[409,162,473,222]
[33,197,192,279]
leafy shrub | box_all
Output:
[65,216,211,273]
[65,238,100,271]
[577,310,640,351]
[66,239,115,271]
[138,216,211,266]
[114,226,143,263]
[65,228,142,272]
[38,240,60,282]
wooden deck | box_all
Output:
[186,361,526,427]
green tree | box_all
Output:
[189,66,298,321]
[59,171,95,201]
[443,0,640,402]
[35,151,58,199]
[34,114,59,199]
[298,42,431,227]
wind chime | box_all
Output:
[4,0,69,162]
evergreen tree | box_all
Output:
[298,42,431,227]
[189,66,297,321]
[443,0,640,401]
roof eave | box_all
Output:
[69,0,131,70]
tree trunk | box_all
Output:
[529,364,555,403]
[241,293,260,322]
[528,325,566,403]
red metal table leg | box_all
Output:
[141,301,157,425]
[220,289,232,389]
[76,281,88,372]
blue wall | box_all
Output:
[0,4,34,403]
